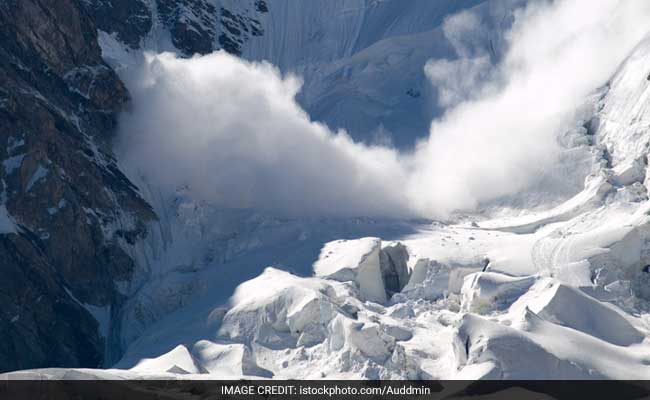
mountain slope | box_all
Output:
[0,0,155,371]
[24,24,650,380]
[4,0,650,380]
[83,0,521,148]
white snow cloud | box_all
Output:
[425,9,494,108]
[116,52,412,217]
[116,0,650,219]
[409,0,650,216]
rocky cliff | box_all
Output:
[0,0,154,372]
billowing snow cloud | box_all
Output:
[425,10,494,109]
[117,0,650,219]
[409,0,650,216]
[116,53,412,217]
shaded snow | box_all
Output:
[0,205,17,234]
[25,165,48,192]
[3,154,24,175]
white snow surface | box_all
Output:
[313,238,387,303]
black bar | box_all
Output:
[0,380,649,400]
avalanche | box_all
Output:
[7,0,650,381]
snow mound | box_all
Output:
[511,279,645,346]
[215,266,419,378]
[454,313,602,379]
[130,345,206,375]
[313,238,387,303]
[191,340,270,378]
[395,259,447,301]
[396,257,487,302]
[460,272,537,314]
[219,268,339,347]
[456,304,650,380]
[329,315,397,364]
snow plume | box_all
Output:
[425,10,494,109]
[117,0,650,219]
[116,52,412,217]
[410,0,650,216]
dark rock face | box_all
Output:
[80,0,152,49]
[158,0,218,55]
[0,0,155,372]
[218,7,264,56]
[81,0,268,57]
[156,0,266,56]
[0,0,270,373]
[0,235,102,371]
[254,0,269,13]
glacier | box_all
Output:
[6,0,650,381]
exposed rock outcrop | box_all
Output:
[0,0,155,372]
[80,0,267,57]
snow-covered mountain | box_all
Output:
[5,0,650,381]
[89,0,522,148]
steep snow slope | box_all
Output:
[241,0,523,147]
[596,36,650,177]
[241,0,486,68]
[92,0,522,147]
